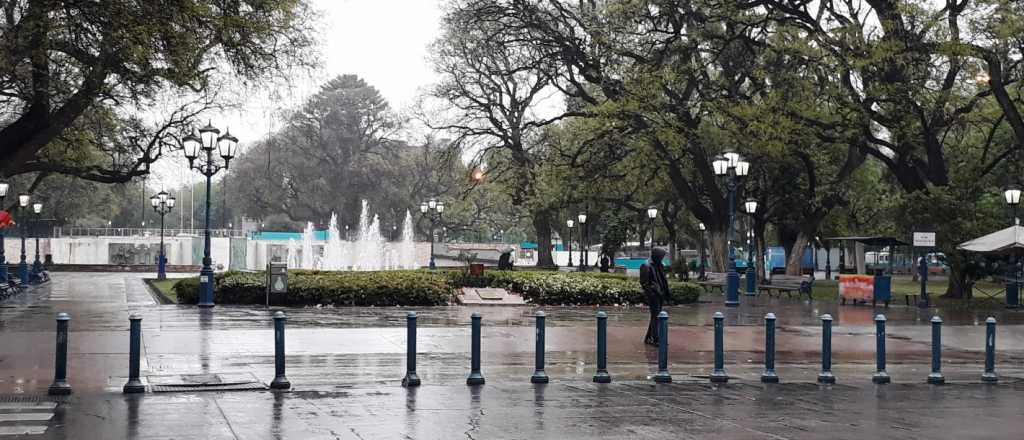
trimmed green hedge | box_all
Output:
[173,269,701,306]
[446,270,700,305]
[175,270,454,306]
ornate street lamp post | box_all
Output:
[420,199,444,270]
[16,193,29,285]
[712,151,750,307]
[150,191,176,280]
[0,181,8,282]
[697,222,707,281]
[30,202,43,282]
[566,219,574,267]
[744,198,759,296]
[182,121,238,307]
[577,213,588,271]
[646,206,658,250]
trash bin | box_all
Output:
[873,274,892,305]
[1007,281,1020,309]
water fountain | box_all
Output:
[286,199,418,270]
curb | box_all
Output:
[142,278,176,305]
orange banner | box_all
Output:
[838,275,875,301]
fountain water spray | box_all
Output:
[289,200,418,270]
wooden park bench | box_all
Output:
[759,274,814,301]
[695,272,727,293]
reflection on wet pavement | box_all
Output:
[29,381,1024,439]
[1,272,1023,397]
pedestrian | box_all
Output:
[641,248,670,346]
[599,253,611,273]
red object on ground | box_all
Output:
[0,210,13,228]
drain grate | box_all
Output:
[146,373,267,393]
[0,395,54,403]
[151,382,267,393]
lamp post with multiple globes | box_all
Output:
[712,151,750,307]
[182,121,238,307]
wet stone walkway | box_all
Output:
[1,273,1024,438]
[13,382,1024,439]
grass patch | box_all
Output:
[808,278,1005,301]
[148,278,179,303]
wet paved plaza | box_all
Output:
[1,272,1023,438]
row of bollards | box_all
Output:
[41,309,1003,395]
[399,311,1005,387]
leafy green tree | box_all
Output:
[0,0,316,182]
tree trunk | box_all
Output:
[755,221,767,280]
[942,262,973,299]
[785,232,811,276]
[532,208,555,268]
[666,225,678,268]
[708,229,728,272]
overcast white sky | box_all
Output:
[149,0,444,189]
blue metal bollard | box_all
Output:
[761,313,778,383]
[982,317,998,383]
[593,311,611,383]
[467,312,485,385]
[653,311,672,383]
[402,311,421,387]
[711,312,729,383]
[270,311,291,389]
[123,314,145,393]
[531,311,549,384]
[818,314,835,384]
[872,314,890,384]
[48,313,72,395]
[927,316,944,385]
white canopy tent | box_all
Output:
[957,225,1024,254]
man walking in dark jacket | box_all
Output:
[641,248,670,345]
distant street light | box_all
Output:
[17,193,29,285]
[744,198,759,296]
[420,198,444,269]
[566,219,575,267]
[30,202,43,282]
[712,151,751,307]
[182,121,238,307]
[646,206,658,249]
[698,222,707,280]
[150,191,176,280]
[577,213,588,271]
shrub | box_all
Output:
[171,269,701,307]
[173,270,454,306]
[173,277,201,303]
[447,270,699,306]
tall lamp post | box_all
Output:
[0,181,8,282]
[743,198,759,296]
[698,222,707,281]
[16,193,29,285]
[182,121,238,307]
[420,198,444,270]
[566,219,574,267]
[30,202,43,282]
[150,191,176,280]
[1004,185,1022,308]
[646,206,658,250]
[577,213,588,271]
[712,151,751,307]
